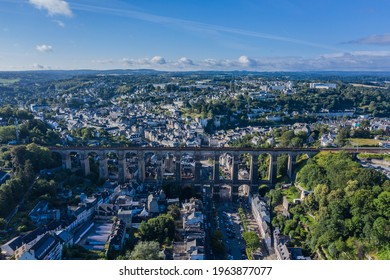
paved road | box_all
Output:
[217,203,247,260]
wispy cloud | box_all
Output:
[92,59,114,65]
[71,3,343,52]
[29,0,72,17]
[346,34,390,45]
[53,20,65,27]
[36,44,53,53]
[32,63,51,70]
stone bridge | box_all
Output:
[49,146,389,195]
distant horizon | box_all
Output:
[2,68,390,74]
[1,1,390,71]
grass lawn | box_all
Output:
[180,108,203,119]
[347,138,380,147]
[281,187,300,203]
[358,153,390,162]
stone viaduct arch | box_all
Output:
[52,147,323,195]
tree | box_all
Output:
[258,154,270,180]
[335,127,350,147]
[267,188,283,207]
[356,169,385,187]
[303,193,318,212]
[31,179,57,199]
[162,182,181,198]
[258,184,269,197]
[11,145,27,169]
[0,218,6,230]
[0,126,16,144]
[167,205,180,220]
[277,154,288,178]
[242,231,260,251]
[211,230,226,258]
[290,137,304,148]
[25,143,58,171]
[373,217,390,242]
[138,214,175,244]
[375,191,390,218]
[279,130,295,147]
[20,159,35,186]
[298,163,327,190]
[129,241,164,260]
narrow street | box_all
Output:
[217,202,247,260]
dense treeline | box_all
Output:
[0,109,61,146]
[0,144,61,218]
[274,152,390,259]
[185,84,390,132]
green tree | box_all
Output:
[335,127,350,147]
[375,191,390,218]
[0,126,16,144]
[242,231,260,251]
[290,137,304,148]
[279,130,295,147]
[167,205,180,220]
[128,241,164,260]
[298,163,327,190]
[373,217,390,242]
[31,179,57,199]
[258,154,270,180]
[138,214,175,244]
[267,188,283,207]
[277,154,288,178]
[258,184,269,197]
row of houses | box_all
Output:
[250,194,272,251]
[173,198,205,260]
[274,228,311,260]
[1,187,113,259]
[1,221,64,260]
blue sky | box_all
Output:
[1,0,390,71]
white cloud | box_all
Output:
[121,58,134,66]
[36,44,53,53]
[99,51,390,71]
[177,57,194,65]
[29,0,72,17]
[150,56,166,65]
[350,50,390,57]
[347,34,390,45]
[238,55,256,67]
[201,58,236,68]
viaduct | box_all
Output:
[49,146,390,196]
